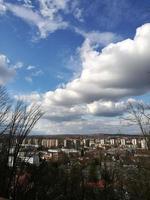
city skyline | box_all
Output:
[0,0,150,134]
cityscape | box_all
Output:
[5,134,150,166]
[6,133,149,166]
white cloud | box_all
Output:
[15,91,135,123]
[0,0,6,14]
[39,0,69,17]
[27,65,36,70]
[0,54,15,85]
[15,92,42,103]
[25,68,43,83]
[73,7,83,22]
[0,0,84,39]
[34,116,140,135]
[43,23,150,106]
[13,61,23,69]
[87,100,126,117]
[25,76,32,83]
[32,70,43,76]
[16,92,142,135]
[75,28,121,46]
[5,2,68,39]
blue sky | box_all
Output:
[0,0,150,135]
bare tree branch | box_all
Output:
[126,101,150,149]
[0,86,11,135]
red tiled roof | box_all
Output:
[86,180,105,189]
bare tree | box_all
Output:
[8,101,43,199]
[126,101,150,149]
[0,87,43,199]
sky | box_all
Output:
[0,0,150,135]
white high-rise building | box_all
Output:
[141,139,147,149]
[120,138,126,146]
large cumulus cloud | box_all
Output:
[44,23,150,106]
